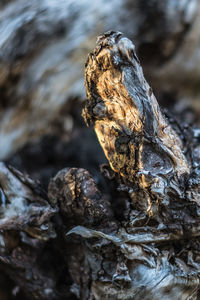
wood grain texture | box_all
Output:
[83,31,190,214]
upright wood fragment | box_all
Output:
[83,31,190,213]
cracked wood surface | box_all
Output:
[1,26,200,299]
[83,31,191,215]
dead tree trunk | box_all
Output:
[1,6,200,298]
[1,31,197,300]
[66,31,200,300]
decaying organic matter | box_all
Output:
[83,31,190,215]
[1,31,200,300]
[68,31,200,299]
[0,163,59,299]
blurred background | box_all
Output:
[0,0,200,187]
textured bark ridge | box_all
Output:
[70,31,200,299]
[0,162,56,237]
[1,31,200,299]
[0,163,60,299]
[83,31,190,215]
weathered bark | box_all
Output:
[83,31,190,214]
[0,0,200,160]
[1,1,200,298]
[0,163,62,299]
[1,20,200,299]
[64,31,200,299]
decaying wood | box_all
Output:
[1,0,200,160]
[63,31,200,299]
[1,13,200,299]
[83,31,190,215]
[48,168,114,228]
[0,162,56,236]
[1,30,200,299]
[0,163,61,299]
